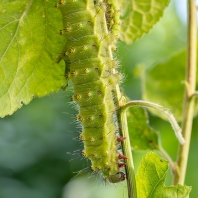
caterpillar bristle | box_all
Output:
[58,0,125,181]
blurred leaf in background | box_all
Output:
[0,90,86,198]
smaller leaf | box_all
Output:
[136,152,191,198]
[127,107,159,150]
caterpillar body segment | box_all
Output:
[57,0,125,182]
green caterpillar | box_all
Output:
[56,0,126,182]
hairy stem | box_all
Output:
[122,100,185,144]
[174,0,197,185]
[119,99,137,198]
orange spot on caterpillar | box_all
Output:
[60,28,71,35]
[88,116,94,120]
[84,68,89,73]
[60,0,65,4]
[71,71,77,76]
[118,163,125,168]
[87,20,91,25]
[92,153,97,157]
[110,20,115,26]
[60,30,64,35]
[79,134,84,140]
[69,48,75,53]
[92,44,96,48]
[117,136,126,142]
[76,115,84,122]
[99,137,103,140]
[63,51,68,56]
[99,114,103,118]
[118,154,128,160]
[96,166,101,170]
[115,34,120,40]
[111,46,117,51]
[65,71,70,78]
[75,115,79,120]
[149,140,153,144]
[87,92,92,97]
[55,0,65,7]
[82,150,87,157]
[82,45,87,50]
[77,23,83,28]
[75,94,81,100]
[97,90,101,94]
[79,116,84,122]
[66,27,71,32]
[94,68,99,71]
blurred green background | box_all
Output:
[1,0,198,197]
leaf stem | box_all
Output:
[159,146,177,175]
[173,0,197,185]
[122,100,185,144]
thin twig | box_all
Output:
[122,100,185,144]
[159,146,177,175]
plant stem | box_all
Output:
[173,0,197,185]
[119,102,137,198]
[119,99,184,197]
[122,100,185,144]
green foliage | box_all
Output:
[143,50,198,121]
[127,108,159,150]
[0,0,195,198]
[136,152,191,198]
[121,0,170,43]
[0,0,66,117]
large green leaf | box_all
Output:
[0,0,66,117]
[120,0,170,44]
[136,152,191,198]
[127,107,159,150]
[143,50,198,121]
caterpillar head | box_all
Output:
[107,171,126,183]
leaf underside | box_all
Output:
[127,107,159,150]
